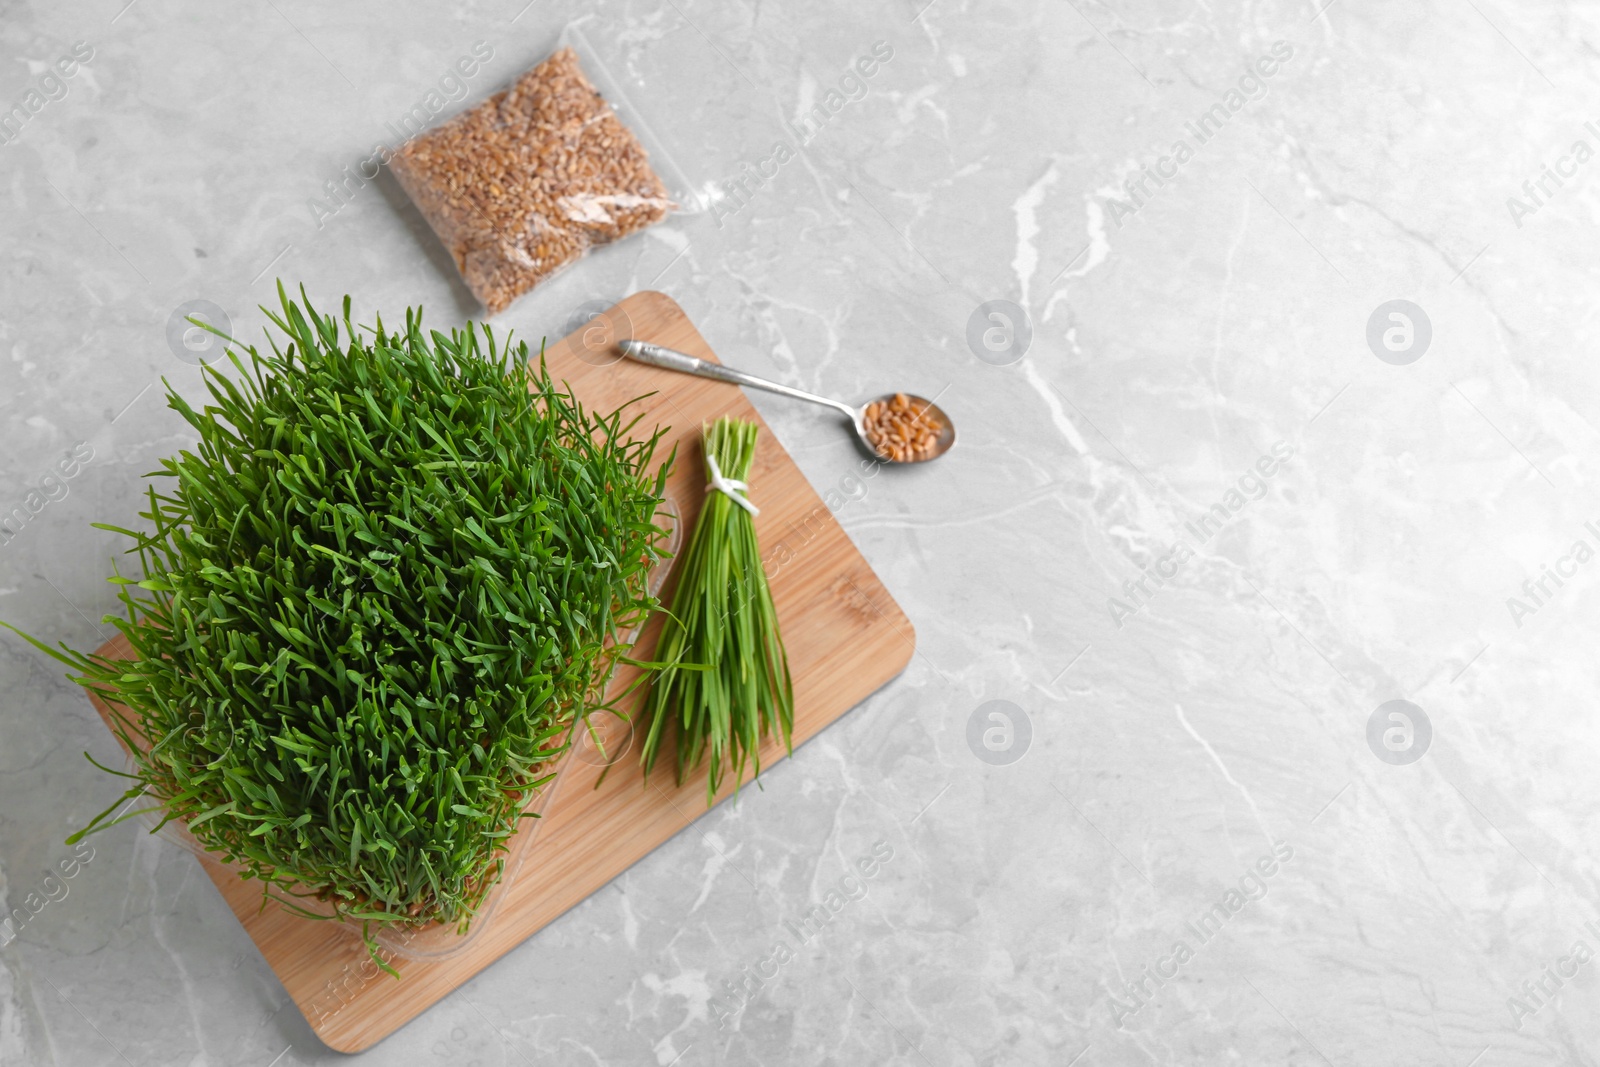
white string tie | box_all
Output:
[705,454,759,517]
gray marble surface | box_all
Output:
[4,0,1600,1063]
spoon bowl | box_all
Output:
[618,340,954,465]
[852,393,956,464]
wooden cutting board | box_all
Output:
[82,290,915,1053]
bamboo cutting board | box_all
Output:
[82,290,915,1053]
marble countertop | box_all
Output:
[5,0,1600,1063]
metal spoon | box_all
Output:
[617,340,955,465]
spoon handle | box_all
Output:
[619,341,856,420]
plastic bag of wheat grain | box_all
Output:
[391,44,678,315]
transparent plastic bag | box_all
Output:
[391,27,695,315]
